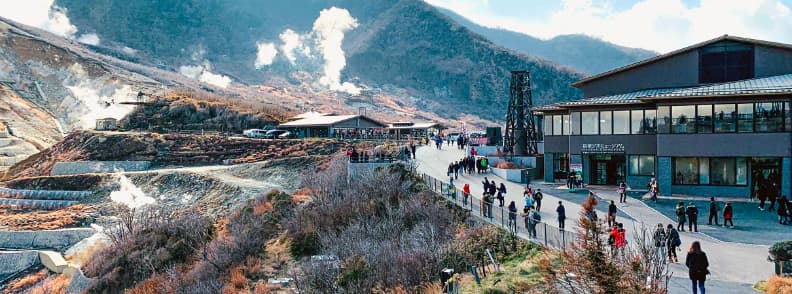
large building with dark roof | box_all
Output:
[539,35,792,198]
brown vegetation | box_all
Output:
[765,275,792,294]
[26,274,70,294]
[2,269,50,294]
[0,205,95,230]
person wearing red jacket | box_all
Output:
[462,183,470,206]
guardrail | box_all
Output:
[421,173,577,250]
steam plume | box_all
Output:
[110,174,155,209]
[179,63,233,88]
[255,42,278,68]
[66,82,136,130]
[313,7,360,95]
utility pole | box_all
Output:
[504,71,538,159]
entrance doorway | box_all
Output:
[751,157,782,198]
[588,154,626,185]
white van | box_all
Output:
[243,129,267,138]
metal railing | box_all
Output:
[422,173,577,250]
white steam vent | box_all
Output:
[110,174,155,209]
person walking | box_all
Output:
[723,202,735,228]
[758,181,768,211]
[462,183,470,206]
[667,224,681,263]
[533,189,543,212]
[685,241,710,294]
[615,223,627,256]
[447,163,454,182]
[410,141,416,159]
[556,201,566,230]
[507,201,518,232]
[686,202,699,232]
[484,192,494,219]
[607,200,618,227]
[481,157,489,173]
[777,195,789,225]
[482,177,490,193]
[497,183,507,207]
[528,206,541,238]
[653,223,668,263]
[453,161,460,179]
[676,201,687,232]
[707,197,719,226]
[618,182,627,203]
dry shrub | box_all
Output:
[125,275,175,294]
[2,269,49,293]
[27,274,70,294]
[253,280,277,294]
[229,265,248,289]
[766,275,792,294]
[0,205,94,230]
[66,239,109,266]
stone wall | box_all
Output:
[0,251,38,281]
[51,161,151,176]
[0,228,96,251]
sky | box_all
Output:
[425,0,792,53]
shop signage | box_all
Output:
[569,163,583,172]
[581,143,625,154]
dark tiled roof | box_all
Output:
[644,74,792,99]
[572,35,792,87]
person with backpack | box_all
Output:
[528,206,541,238]
[607,200,618,227]
[686,202,699,232]
[685,241,710,294]
[497,183,507,207]
[666,224,681,263]
[533,189,544,211]
[676,201,687,232]
[507,201,518,232]
[556,201,566,230]
[608,224,618,256]
[653,223,668,262]
[707,197,719,226]
[723,202,735,228]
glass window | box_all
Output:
[699,158,710,184]
[754,102,784,132]
[571,112,581,135]
[630,110,643,134]
[738,103,753,132]
[562,114,571,135]
[582,112,599,135]
[736,158,747,185]
[699,41,754,83]
[696,105,713,133]
[786,102,791,132]
[543,115,553,137]
[599,111,612,135]
[657,106,671,134]
[672,105,696,133]
[710,158,736,185]
[629,155,655,176]
[535,116,544,140]
[553,115,562,136]
[644,110,657,134]
[714,104,736,133]
[674,158,700,185]
[613,111,629,134]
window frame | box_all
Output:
[628,155,656,176]
[672,157,748,186]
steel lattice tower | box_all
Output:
[504,71,538,157]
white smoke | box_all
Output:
[178,63,233,88]
[253,7,361,95]
[65,82,136,130]
[255,42,278,68]
[110,174,156,209]
[77,33,101,46]
[313,7,360,95]
[0,1,78,38]
[279,29,304,64]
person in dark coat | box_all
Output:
[482,177,490,193]
[676,201,687,232]
[778,195,789,225]
[685,241,710,294]
[686,202,699,232]
[556,201,566,230]
[707,197,719,226]
[607,200,618,227]
[723,202,734,228]
[666,224,681,263]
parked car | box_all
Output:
[278,131,298,139]
[263,129,288,139]
[243,129,267,138]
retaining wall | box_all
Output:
[0,187,91,200]
[0,228,96,251]
[51,161,151,176]
[0,251,38,282]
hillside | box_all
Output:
[435,7,658,75]
[56,0,584,120]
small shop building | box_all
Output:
[386,122,442,139]
[539,35,792,198]
[278,114,387,138]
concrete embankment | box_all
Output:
[0,228,95,251]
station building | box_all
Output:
[539,35,792,198]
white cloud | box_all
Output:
[77,33,101,45]
[0,0,79,38]
[426,0,792,53]
[254,42,278,68]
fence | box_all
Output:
[421,173,577,251]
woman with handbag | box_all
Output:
[685,241,710,294]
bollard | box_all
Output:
[544,224,548,247]
[500,206,505,227]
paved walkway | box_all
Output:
[415,146,771,293]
